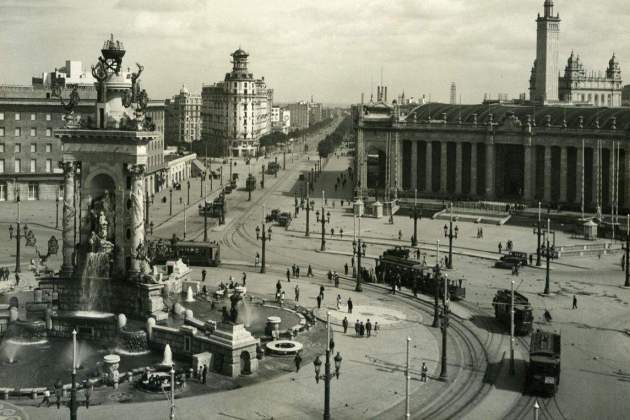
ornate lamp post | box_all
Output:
[320,209,331,252]
[169,188,173,216]
[439,272,449,380]
[625,214,630,287]
[446,203,457,269]
[432,241,440,328]
[187,179,190,205]
[313,312,342,420]
[261,165,265,189]
[532,202,542,266]
[200,171,205,198]
[256,221,272,274]
[55,191,60,229]
[14,195,21,273]
[410,189,421,247]
[352,238,367,292]
[305,181,311,237]
[69,329,79,420]
[542,219,557,295]
[203,198,209,242]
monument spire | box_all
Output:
[544,0,554,18]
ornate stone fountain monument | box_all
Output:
[53,35,164,327]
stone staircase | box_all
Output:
[432,207,512,225]
[556,242,623,257]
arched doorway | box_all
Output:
[240,351,251,375]
[366,146,386,190]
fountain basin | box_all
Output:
[265,340,303,355]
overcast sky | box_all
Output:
[1,0,629,105]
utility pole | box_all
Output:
[432,240,440,328]
[447,203,454,269]
[15,195,21,273]
[543,218,555,295]
[410,189,420,247]
[55,192,60,229]
[187,179,190,205]
[439,270,449,380]
[305,181,310,237]
[169,188,173,216]
[535,202,542,266]
[405,336,411,419]
[203,198,208,242]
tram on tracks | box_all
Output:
[527,329,561,395]
[149,240,221,267]
[376,247,466,301]
[492,289,534,335]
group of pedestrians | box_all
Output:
[340,317,378,337]
[287,264,314,282]
[0,267,12,282]
[498,240,514,254]
[327,270,340,287]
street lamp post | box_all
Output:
[145,186,150,235]
[543,218,556,295]
[625,214,630,287]
[439,273,449,380]
[203,198,208,242]
[352,238,366,292]
[70,329,78,420]
[305,181,311,237]
[432,241,440,328]
[533,202,542,266]
[169,188,173,216]
[510,279,515,375]
[447,203,456,269]
[55,193,60,229]
[410,189,420,247]
[14,195,22,273]
[187,179,190,205]
[200,171,204,198]
[313,312,342,420]
[405,336,411,419]
[320,206,330,252]
[256,219,272,274]
[261,165,265,189]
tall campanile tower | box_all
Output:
[534,0,561,103]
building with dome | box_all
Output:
[529,0,622,106]
[201,48,273,157]
[165,85,201,146]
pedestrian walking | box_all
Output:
[319,285,325,300]
[294,284,300,302]
[201,269,207,282]
[336,294,341,310]
[359,322,365,337]
[572,295,578,309]
[374,322,379,336]
[331,228,335,237]
[286,268,291,282]
[340,228,343,239]
[296,266,300,278]
[280,291,285,306]
[529,254,533,265]
[421,362,428,382]
[8,225,13,240]
[276,280,282,293]
[15,272,20,288]
[38,389,51,407]
[54,380,62,409]
[327,270,333,283]
[242,272,247,286]
[341,199,344,207]
[84,384,92,409]
[398,230,402,241]
[498,242,503,254]
[294,351,302,372]
[316,294,322,309]
[255,253,260,267]
[307,264,313,277]
[344,263,348,276]
[347,297,353,314]
[351,256,355,268]
[342,317,349,334]
[201,365,208,384]
[354,320,360,336]
[366,319,372,337]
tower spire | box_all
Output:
[544,0,554,18]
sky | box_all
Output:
[1,0,629,105]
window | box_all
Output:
[14,113,20,121]
[0,144,3,152]
[46,128,52,137]
[0,112,4,120]
[0,128,4,137]
[46,143,52,153]
[30,128,36,137]
[14,159,21,172]
[14,144,21,153]
[14,128,21,137]
[46,114,51,121]
[30,144,36,153]
[0,159,3,173]
[30,159,36,172]
[28,183,38,200]
[0,183,5,201]
[30,113,36,121]
[45,159,52,173]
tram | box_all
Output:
[376,247,466,301]
[149,240,220,267]
[492,289,534,335]
[527,330,561,395]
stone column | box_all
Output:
[440,142,448,194]
[543,146,552,203]
[470,143,478,196]
[61,161,76,277]
[455,142,463,195]
[127,164,146,276]
[410,141,418,190]
[559,147,568,202]
[523,144,533,201]
[485,142,495,199]
[576,145,584,206]
[425,142,432,192]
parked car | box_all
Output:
[494,257,521,269]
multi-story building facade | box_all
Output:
[201,48,273,157]
[165,85,201,146]
[0,85,167,201]
[529,1,622,106]
[355,100,630,212]
[287,102,309,131]
[309,102,323,126]
[32,60,96,88]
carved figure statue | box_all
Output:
[98,211,109,239]
[89,231,98,252]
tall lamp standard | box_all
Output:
[510,279,515,375]
[256,218,272,274]
[410,189,421,247]
[169,188,173,216]
[352,238,366,292]
[305,181,311,237]
[533,202,542,266]
[439,272,449,380]
[625,214,630,287]
[69,329,79,420]
[145,186,150,235]
[187,179,190,205]
[203,198,208,242]
[432,240,440,328]
[317,206,331,251]
[200,171,205,198]
[313,312,343,420]
[14,195,21,273]
[55,191,60,229]
[444,203,458,269]
[405,336,411,419]
[542,218,556,295]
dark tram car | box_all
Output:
[527,330,561,396]
[492,289,534,335]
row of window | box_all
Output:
[0,159,55,173]
[0,127,54,137]
[0,183,39,201]
[0,112,63,121]
[0,143,53,153]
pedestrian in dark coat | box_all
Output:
[202,365,208,384]
[342,317,349,334]
[294,352,302,372]
[572,295,578,309]
[366,319,372,337]
[307,264,313,277]
[354,320,360,336]
[359,322,365,337]
[201,269,207,282]
[344,263,349,276]
[347,298,353,313]
[286,268,291,282]
[319,285,325,300]
[316,294,322,309]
